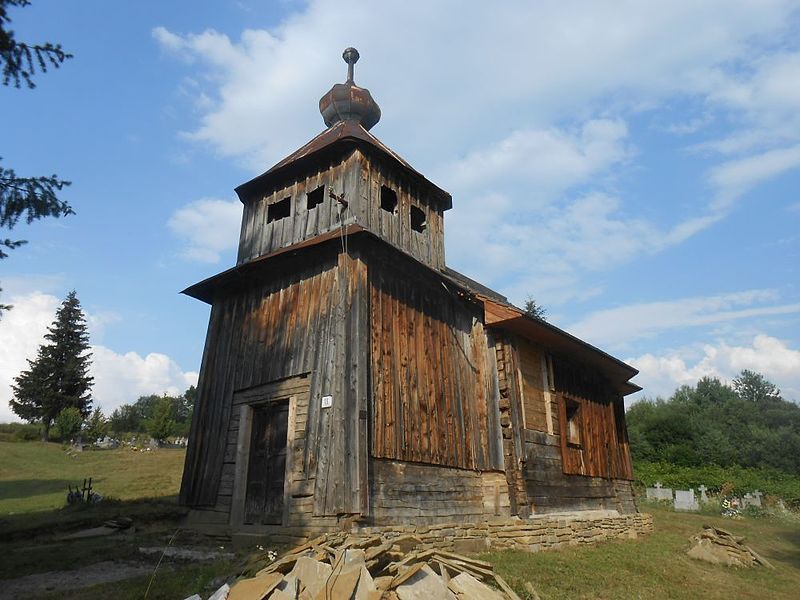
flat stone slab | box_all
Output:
[396,564,454,600]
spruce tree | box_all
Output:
[1,0,74,315]
[11,290,93,440]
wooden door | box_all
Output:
[244,400,289,525]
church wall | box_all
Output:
[359,152,446,270]
[367,244,504,472]
[236,152,362,265]
[180,243,370,521]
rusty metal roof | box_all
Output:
[234,119,453,210]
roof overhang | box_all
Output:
[479,295,641,396]
[234,120,452,210]
[182,228,640,396]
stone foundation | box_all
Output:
[355,511,653,554]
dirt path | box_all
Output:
[0,561,154,599]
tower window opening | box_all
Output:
[267,196,291,223]
[410,205,426,232]
[380,185,398,213]
[306,185,325,209]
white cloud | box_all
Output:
[0,291,197,423]
[629,334,800,403]
[438,119,631,198]
[709,144,800,210]
[569,289,800,348]
[167,197,242,263]
[152,1,795,169]
[91,347,198,414]
[153,1,800,304]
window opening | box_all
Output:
[565,398,581,446]
[410,205,426,232]
[380,185,398,213]
[306,185,324,210]
[267,196,291,223]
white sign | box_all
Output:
[321,395,333,408]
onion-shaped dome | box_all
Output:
[319,47,381,131]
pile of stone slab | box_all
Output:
[686,525,774,569]
[217,532,525,600]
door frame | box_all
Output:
[230,377,306,527]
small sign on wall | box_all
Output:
[321,395,333,409]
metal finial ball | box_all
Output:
[343,47,360,65]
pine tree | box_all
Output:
[11,290,93,440]
[1,0,74,315]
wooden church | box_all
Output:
[180,48,641,533]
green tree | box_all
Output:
[83,407,108,443]
[146,396,176,444]
[733,369,781,403]
[523,295,547,321]
[1,0,73,314]
[54,406,82,441]
[10,290,93,440]
[627,371,800,474]
[109,404,140,434]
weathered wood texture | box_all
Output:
[552,356,633,481]
[237,149,445,270]
[370,459,510,524]
[227,377,309,526]
[523,429,636,514]
[517,340,548,431]
[180,243,370,517]
[492,334,529,517]
[358,152,445,269]
[237,153,361,265]
[369,247,503,471]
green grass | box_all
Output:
[0,441,186,515]
[3,440,800,599]
[483,505,800,599]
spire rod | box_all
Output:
[343,47,359,83]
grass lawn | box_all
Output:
[0,441,186,515]
[484,504,800,599]
[2,440,800,599]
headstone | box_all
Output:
[743,490,763,508]
[698,485,709,503]
[675,489,700,511]
[646,481,674,501]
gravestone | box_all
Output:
[743,490,763,508]
[675,489,700,511]
[646,481,674,501]
[698,485,709,503]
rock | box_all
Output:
[396,565,454,600]
[448,571,506,600]
[228,572,283,600]
[288,557,332,598]
[208,583,230,600]
[453,538,490,555]
[686,526,769,568]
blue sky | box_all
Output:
[2,0,799,421]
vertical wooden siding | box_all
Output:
[237,149,446,272]
[237,153,361,265]
[180,245,370,514]
[517,341,548,431]
[369,252,503,471]
[359,153,445,270]
[552,357,633,480]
